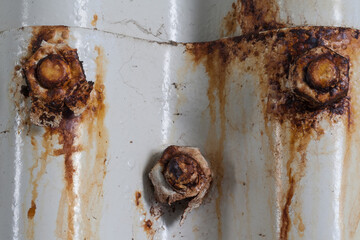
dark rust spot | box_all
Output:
[135,191,142,207]
[21,85,30,98]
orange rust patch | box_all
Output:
[221,0,287,37]
[91,14,98,27]
[27,201,37,219]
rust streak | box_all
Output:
[55,116,82,240]
[25,27,70,240]
[186,42,229,240]
[78,45,109,240]
[26,130,53,239]
[134,191,156,240]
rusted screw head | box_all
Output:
[163,155,200,192]
[289,46,349,108]
[36,54,70,89]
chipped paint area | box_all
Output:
[221,0,288,37]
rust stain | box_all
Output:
[186,41,229,240]
[344,40,360,238]
[279,130,312,240]
[143,219,155,238]
[26,130,53,239]
[23,26,108,240]
[25,26,70,240]
[76,45,109,240]
[221,0,287,37]
[187,26,355,239]
[27,200,37,219]
[54,116,81,240]
[91,14,98,27]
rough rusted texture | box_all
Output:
[149,145,212,225]
[186,26,358,239]
[163,154,203,193]
[22,26,93,127]
[289,46,349,108]
[221,0,287,37]
[22,27,109,240]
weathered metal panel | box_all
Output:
[1,0,360,42]
[1,25,360,240]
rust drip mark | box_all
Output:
[26,131,53,239]
[258,28,351,239]
[185,26,356,240]
[221,0,287,37]
[55,116,82,240]
[91,14,98,27]
[25,26,70,240]
[279,130,312,240]
[76,45,109,240]
[186,42,231,240]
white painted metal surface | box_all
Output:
[1,0,360,42]
[1,1,360,240]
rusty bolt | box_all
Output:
[148,145,212,225]
[289,46,349,108]
[36,54,70,89]
[23,42,94,127]
[163,154,200,193]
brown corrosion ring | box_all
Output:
[23,42,94,127]
[149,145,212,225]
[288,46,349,108]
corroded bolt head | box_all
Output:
[306,56,339,90]
[36,54,70,89]
[163,155,200,192]
[289,46,349,108]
